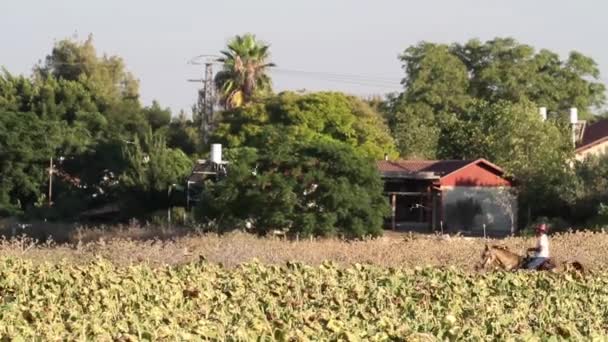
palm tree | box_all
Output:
[214,34,276,109]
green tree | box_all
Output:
[142,100,171,131]
[212,91,397,160]
[386,37,606,158]
[214,33,275,109]
[195,130,389,237]
[36,34,139,109]
[119,128,192,215]
[0,111,91,216]
[451,38,606,118]
[439,100,575,222]
[400,42,471,115]
[570,154,608,225]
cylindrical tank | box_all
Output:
[570,108,578,124]
[210,144,222,164]
[539,107,547,121]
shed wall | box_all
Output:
[441,186,517,236]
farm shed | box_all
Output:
[377,158,517,237]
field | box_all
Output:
[1,226,608,270]
[1,228,608,339]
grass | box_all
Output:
[0,222,606,270]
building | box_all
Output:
[575,119,608,161]
[377,158,516,236]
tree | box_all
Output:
[570,154,608,225]
[212,91,398,160]
[0,36,187,220]
[214,33,275,109]
[142,100,171,131]
[399,42,471,115]
[195,130,389,237]
[381,98,440,159]
[385,37,606,158]
[438,99,575,222]
[119,128,192,215]
[0,111,89,216]
[450,38,606,118]
[36,34,140,109]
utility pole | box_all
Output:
[188,55,219,145]
[48,157,53,207]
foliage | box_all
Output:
[214,33,275,109]
[35,34,139,107]
[0,111,93,215]
[571,154,608,225]
[142,100,171,131]
[386,37,605,161]
[212,91,397,160]
[119,128,192,215]
[439,100,575,220]
[0,257,606,340]
[196,132,389,238]
[0,36,181,219]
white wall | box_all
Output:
[442,186,517,235]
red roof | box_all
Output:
[377,160,470,175]
[576,119,608,152]
[377,158,505,177]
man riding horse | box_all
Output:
[524,223,550,269]
[478,223,584,272]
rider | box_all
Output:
[525,223,550,269]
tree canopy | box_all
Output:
[212,91,398,160]
[0,35,193,220]
[195,131,389,237]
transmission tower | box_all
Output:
[188,55,219,144]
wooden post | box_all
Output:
[391,193,396,230]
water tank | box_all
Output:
[210,144,222,164]
[570,108,578,124]
[539,107,547,121]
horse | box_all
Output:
[477,245,584,273]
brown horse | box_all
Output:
[477,245,584,272]
[478,245,528,271]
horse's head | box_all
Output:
[477,244,521,271]
[477,244,496,270]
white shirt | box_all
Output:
[536,234,549,258]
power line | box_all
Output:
[272,68,401,83]
[271,69,402,89]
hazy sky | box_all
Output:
[1,0,607,114]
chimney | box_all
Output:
[570,108,578,146]
[539,107,547,121]
[384,153,389,161]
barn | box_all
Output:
[377,158,517,237]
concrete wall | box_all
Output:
[575,140,608,161]
[442,186,517,235]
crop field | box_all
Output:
[1,228,608,339]
[0,257,607,340]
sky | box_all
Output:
[1,0,607,115]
